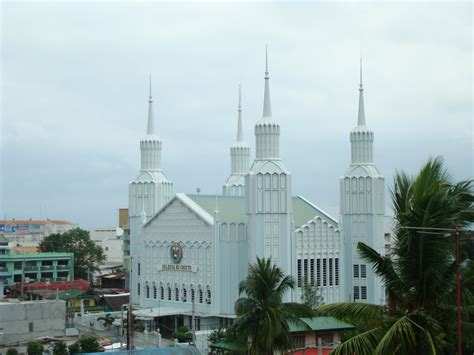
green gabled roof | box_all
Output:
[289,316,355,333]
[188,194,246,224]
[187,194,338,228]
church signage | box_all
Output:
[159,264,197,272]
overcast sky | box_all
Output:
[1,1,472,229]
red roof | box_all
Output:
[10,279,91,292]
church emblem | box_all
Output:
[170,241,183,264]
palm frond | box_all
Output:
[331,326,386,355]
[316,302,384,325]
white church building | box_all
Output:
[128,52,386,331]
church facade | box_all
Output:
[128,53,385,329]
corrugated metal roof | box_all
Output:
[289,316,355,333]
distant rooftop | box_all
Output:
[288,316,355,333]
[0,219,75,225]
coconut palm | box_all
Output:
[231,256,314,354]
[97,313,115,330]
[317,157,474,354]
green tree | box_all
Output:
[52,341,68,355]
[172,325,193,343]
[39,228,105,279]
[300,282,324,309]
[6,348,18,355]
[231,257,314,354]
[208,326,227,344]
[317,157,474,354]
[78,336,100,353]
[67,342,80,354]
[26,341,44,355]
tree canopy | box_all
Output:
[38,228,105,279]
[317,157,474,354]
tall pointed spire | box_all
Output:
[263,45,272,118]
[236,84,244,142]
[357,58,366,126]
[147,75,155,134]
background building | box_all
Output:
[0,219,77,247]
[0,237,73,298]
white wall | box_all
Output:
[0,300,66,345]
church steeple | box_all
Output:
[140,77,163,172]
[255,46,280,160]
[223,84,250,196]
[357,58,366,126]
[236,84,244,142]
[263,45,272,118]
[350,59,374,165]
[147,75,155,135]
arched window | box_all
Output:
[175,286,179,301]
[183,288,187,302]
[199,287,203,304]
[153,284,157,299]
[206,287,211,304]
[167,286,172,300]
[146,284,150,298]
[160,284,164,300]
[191,286,195,302]
[137,283,141,296]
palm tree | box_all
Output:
[97,313,115,330]
[232,257,314,354]
[317,157,474,354]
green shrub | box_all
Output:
[79,336,99,353]
[27,341,44,355]
[67,341,80,354]
[52,341,68,355]
[6,348,18,355]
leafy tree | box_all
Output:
[300,282,324,309]
[172,325,193,343]
[52,341,68,355]
[39,228,105,279]
[231,257,314,354]
[27,341,44,355]
[78,336,100,353]
[6,348,18,355]
[208,326,227,344]
[317,157,474,354]
[67,342,80,354]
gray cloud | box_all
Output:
[1,1,472,227]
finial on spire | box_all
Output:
[237,83,244,142]
[357,58,366,126]
[147,76,155,134]
[149,74,152,101]
[265,44,269,78]
[238,83,242,111]
[262,45,272,117]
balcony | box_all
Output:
[0,266,9,275]
[24,266,38,271]
[56,265,69,270]
[41,265,54,271]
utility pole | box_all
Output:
[192,294,196,344]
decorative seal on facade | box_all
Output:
[170,241,183,264]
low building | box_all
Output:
[0,241,73,288]
[0,299,66,345]
[99,272,126,289]
[287,316,355,354]
[0,219,77,247]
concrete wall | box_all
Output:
[0,300,66,345]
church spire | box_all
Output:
[263,45,272,118]
[236,84,244,142]
[357,58,366,126]
[147,75,155,135]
